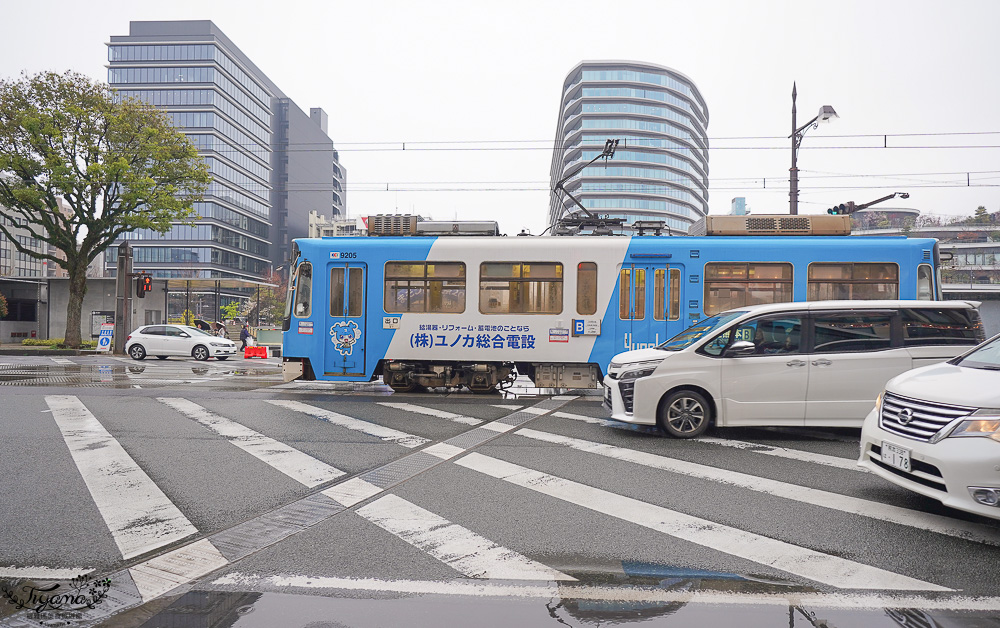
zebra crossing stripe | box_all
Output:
[515,428,1000,547]
[454,452,950,591]
[267,400,430,447]
[51,357,74,365]
[552,411,860,471]
[129,539,228,603]
[46,395,198,560]
[377,402,482,425]
[159,398,345,488]
[355,494,575,581]
[323,477,384,508]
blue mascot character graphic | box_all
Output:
[331,320,361,356]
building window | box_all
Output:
[704,263,792,316]
[384,262,465,313]
[807,263,898,301]
[577,262,597,315]
[480,262,562,314]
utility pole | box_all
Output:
[114,241,132,355]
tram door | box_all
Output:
[325,263,366,376]
[618,265,678,351]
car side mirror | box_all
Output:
[179,332,189,338]
[725,340,756,357]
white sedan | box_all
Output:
[859,334,1000,520]
[125,324,238,361]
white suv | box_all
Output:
[604,300,983,438]
[859,334,1000,520]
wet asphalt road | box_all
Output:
[1,354,999,627]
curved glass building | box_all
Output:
[548,61,709,234]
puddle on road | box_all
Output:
[88,574,999,628]
[0,364,282,389]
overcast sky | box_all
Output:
[3,0,999,235]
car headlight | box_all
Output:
[945,410,1000,442]
[210,342,230,347]
[875,390,884,415]
[619,361,662,382]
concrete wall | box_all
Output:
[45,278,168,340]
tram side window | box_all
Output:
[577,262,597,315]
[384,262,465,313]
[703,262,792,316]
[807,263,898,301]
[917,264,933,300]
[293,262,313,318]
[480,262,562,314]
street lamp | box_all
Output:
[790,82,838,215]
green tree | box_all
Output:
[0,292,7,319]
[974,205,989,225]
[0,71,210,347]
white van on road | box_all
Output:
[603,301,984,438]
[859,334,1000,520]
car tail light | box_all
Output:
[126,335,132,341]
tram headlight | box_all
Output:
[619,361,663,382]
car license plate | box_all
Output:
[881,441,911,472]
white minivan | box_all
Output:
[604,300,983,438]
[859,334,1000,520]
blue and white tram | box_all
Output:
[280,234,941,391]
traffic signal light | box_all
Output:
[827,201,857,215]
[135,275,152,298]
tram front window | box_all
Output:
[293,262,313,318]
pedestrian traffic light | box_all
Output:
[135,275,152,298]
[827,201,857,215]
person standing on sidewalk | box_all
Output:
[239,323,250,351]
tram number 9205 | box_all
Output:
[330,252,357,259]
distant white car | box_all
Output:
[125,324,237,361]
[859,334,1000,520]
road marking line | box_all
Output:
[423,443,466,460]
[553,411,860,471]
[491,404,522,410]
[454,453,950,591]
[377,402,482,425]
[46,395,198,560]
[50,357,74,365]
[159,398,345,488]
[0,566,94,579]
[129,539,228,603]
[210,573,1000,610]
[323,478,384,507]
[481,422,518,433]
[515,428,1000,547]
[697,436,861,472]
[267,400,430,447]
[355,494,575,581]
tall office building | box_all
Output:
[547,61,709,234]
[106,20,346,281]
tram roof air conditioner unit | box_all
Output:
[687,214,852,236]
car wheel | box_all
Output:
[156,356,168,360]
[216,356,229,361]
[128,344,146,360]
[659,390,711,438]
[192,345,209,361]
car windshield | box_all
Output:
[657,311,748,351]
[955,336,1000,370]
[186,326,216,337]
